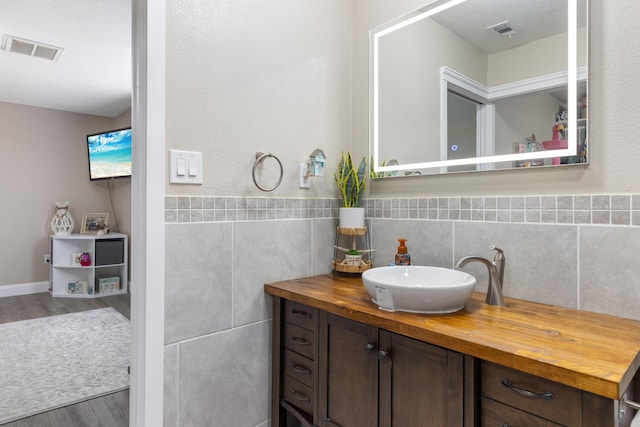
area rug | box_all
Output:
[0,307,130,424]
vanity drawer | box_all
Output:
[481,361,581,426]
[282,374,314,416]
[482,397,563,427]
[284,300,317,332]
[283,348,314,388]
[283,322,315,359]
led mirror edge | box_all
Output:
[370,0,469,173]
[370,0,584,175]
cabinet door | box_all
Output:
[319,313,378,427]
[378,331,464,427]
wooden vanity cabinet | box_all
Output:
[318,313,465,427]
[267,276,640,427]
[271,300,629,427]
[271,297,467,427]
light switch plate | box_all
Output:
[169,150,203,184]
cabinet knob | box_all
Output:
[364,343,376,353]
[378,350,389,361]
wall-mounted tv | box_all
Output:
[87,127,132,180]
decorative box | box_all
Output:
[96,277,120,294]
[68,281,89,294]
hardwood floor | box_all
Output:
[0,292,130,324]
[1,390,130,427]
[0,292,130,427]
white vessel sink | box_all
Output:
[361,266,477,314]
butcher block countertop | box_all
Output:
[264,274,640,400]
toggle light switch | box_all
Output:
[188,160,198,177]
[176,158,186,176]
[169,150,203,184]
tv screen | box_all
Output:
[86,127,132,180]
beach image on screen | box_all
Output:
[88,129,132,179]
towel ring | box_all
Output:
[252,152,283,192]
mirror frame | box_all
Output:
[370,0,582,175]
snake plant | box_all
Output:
[334,152,367,208]
[369,156,395,178]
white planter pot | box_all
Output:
[342,253,363,266]
[339,207,365,228]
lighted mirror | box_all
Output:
[370,0,588,177]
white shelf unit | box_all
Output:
[49,233,128,298]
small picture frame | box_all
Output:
[71,252,83,266]
[80,213,109,234]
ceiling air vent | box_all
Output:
[487,21,515,37]
[2,35,64,61]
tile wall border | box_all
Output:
[165,194,640,227]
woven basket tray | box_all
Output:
[332,259,372,273]
[337,227,367,236]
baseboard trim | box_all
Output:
[0,281,50,298]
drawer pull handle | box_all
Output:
[291,361,312,375]
[364,343,376,353]
[501,378,555,401]
[291,309,312,319]
[502,424,510,427]
[290,388,311,403]
[290,336,311,346]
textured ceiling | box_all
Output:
[0,0,584,118]
[0,0,131,117]
[431,0,587,54]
